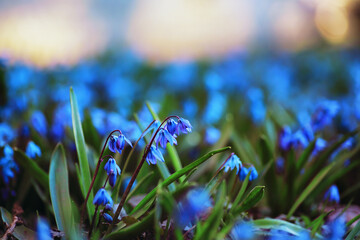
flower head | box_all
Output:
[239,167,249,181]
[248,166,258,181]
[223,154,242,174]
[165,119,178,135]
[324,185,340,204]
[0,123,15,147]
[155,128,177,148]
[230,221,254,240]
[26,141,42,159]
[311,100,339,132]
[145,145,165,165]
[103,213,113,223]
[278,126,293,151]
[31,111,48,137]
[324,217,346,240]
[108,133,132,154]
[104,158,121,187]
[93,188,113,206]
[0,145,19,184]
[177,117,192,135]
[175,188,212,227]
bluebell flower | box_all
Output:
[279,126,293,151]
[155,128,177,148]
[239,167,249,181]
[0,123,15,147]
[31,111,48,137]
[311,100,339,132]
[26,141,41,159]
[247,88,266,124]
[108,134,132,154]
[230,221,254,240]
[203,92,227,124]
[165,119,178,135]
[104,158,121,187]
[37,218,52,240]
[292,129,309,149]
[324,185,340,204]
[223,154,242,174]
[105,204,113,211]
[145,146,165,165]
[177,118,192,135]
[311,138,327,156]
[176,188,212,227]
[204,127,221,145]
[276,157,285,173]
[0,145,19,184]
[103,213,113,223]
[248,166,258,181]
[93,188,113,206]
[143,120,160,137]
[323,217,346,240]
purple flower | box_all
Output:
[165,119,178,135]
[279,126,293,151]
[223,154,242,174]
[311,100,339,132]
[145,146,165,165]
[177,117,192,135]
[93,188,113,206]
[108,134,132,154]
[155,128,177,148]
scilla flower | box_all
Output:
[26,141,41,159]
[248,166,258,181]
[223,154,242,174]
[104,158,121,187]
[145,146,165,165]
[324,185,340,204]
[37,218,51,240]
[177,117,192,135]
[93,188,113,206]
[155,128,177,148]
[165,119,178,135]
[230,221,254,240]
[103,213,113,223]
[239,167,249,181]
[109,133,132,154]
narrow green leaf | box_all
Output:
[49,143,76,238]
[234,186,265,214]
[230,170,251,213]
[14,148,49,190]
[296,140,316,171]
[130,147,231,215]
[287,161,335,218]
[346,218,360,240]
[70,87,94,219]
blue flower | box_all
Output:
[324,185,340,204]
[155,128,177,148]
[276,157,285,173]
[176,188,212,227]
[31,111,48,137]
[0,145,19,184]
[145,146,165,165]
[223,154,242,174]
[165,119,178,135]
[204,127,221,145]
[177,117,192,135]
[239,167,249,181]
[0,123,15,147]
[311,138,327,156]
[324,217,346,240]
[230,221,254,240]
[104,158,121,187]
[279,126,293,151]
[37,218,51,240]
[26,141,41,159]
[93,188,113,206]
[108,134,132,154]
[103,213,113,223]
[311,100,339,132]
[248,166,258,181]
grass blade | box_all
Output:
[70,87,94,219]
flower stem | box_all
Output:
[81,130,121,225]
[106,116,178,235]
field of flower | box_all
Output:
[0,47,360,240]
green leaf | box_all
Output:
[49,143,76,238]
[253,218,321,239]
[287,161,336,218]
[14,148,49,190]
[296,139,316,171]
[230,170,251,213]
[234,186,265,214]
[70,87,94,219]
[346,218,360,240]
[130,146,231,215]
[0,207,36,240]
